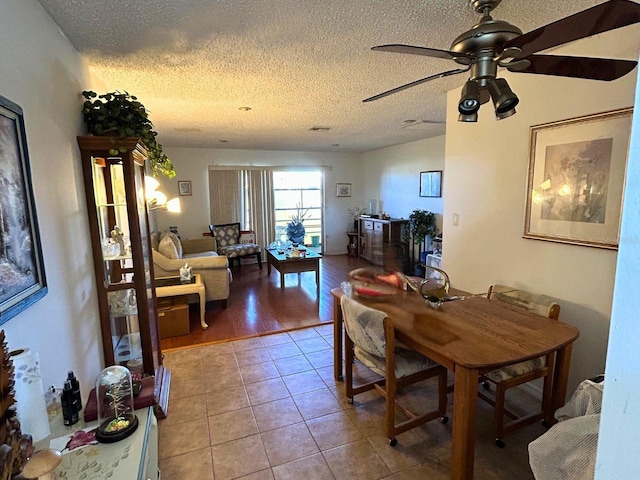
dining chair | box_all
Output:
[341,295,448,446]
[480,284,561,447]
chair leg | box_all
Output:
[256,252,262,269]
[344,331,355,402]
[494,381,507,448]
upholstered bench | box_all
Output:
[210,223,263,269]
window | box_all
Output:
[273,170,322,247]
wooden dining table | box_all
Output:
[331,287,580,480]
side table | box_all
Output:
[155,274,207,328]
[346,232,358,257]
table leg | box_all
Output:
[333,295,343,381]
[280,272,285,289]
[551,343,574,419]
[198,284,208,329]
[451,366,478,480]
[316,261,320,290]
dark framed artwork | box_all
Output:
[419,170,442,197]
[524,107,632,249]
[336,183,352,197]
[178,180,192,196]
[0,95,47,324]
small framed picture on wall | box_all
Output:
[419,171,442,197]
[336,183,352,197]
[178,180,192,196]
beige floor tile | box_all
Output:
[158,418,210,459]
[200,341,235,357]
[253,397,304,432]
[304,348,334,369]
[158,447,214,480]
[208,407,259,445]
[164,393,207,426]
[241,360,280,384]
[246,377,291,405]
[261,332,293,347]
[281,369,326,396]
[267,342,303,360]
[169,369,205,400]
[204,366,244,391]
[367,430,442,474]
[289,328,321,341]
[236,347,273,367]
[202,352,238,369]
[232,337,265,352]
[261,422,320,466]
[163,347,202,365]
[211,434,270,480]
[293,389,343,420]
[294,336,331,354]
[205,384,250,415]
[272,453,336,480]
[344,400,386,437]
[313,324,334,337]
[393,460,450,480]
[237,468,275,479]
[306,411,364,450]
[274,354,314,376]
[323,439,393,480]
[163,357,202,377]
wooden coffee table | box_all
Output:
[266,249,322,290]
[155,274,207,329]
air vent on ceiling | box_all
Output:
[309,126,331,131]
[398,120,444,130]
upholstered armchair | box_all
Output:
[151,231,232,306]
[209,223,262,269]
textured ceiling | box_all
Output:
[38,0,638,152]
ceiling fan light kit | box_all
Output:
[365,0,640,122]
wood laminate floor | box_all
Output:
[160,254,368,350]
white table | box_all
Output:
[155,274,207,329]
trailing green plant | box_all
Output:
[81,91,176,178]
[405,209,438,244]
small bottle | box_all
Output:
[68,371,82,412]
[61,380,79,426]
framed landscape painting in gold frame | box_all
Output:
[524,107,632,250]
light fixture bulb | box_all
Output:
[166,198,181,213]
[488,78,519,117]
[458,79,481,116]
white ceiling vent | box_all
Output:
[398,120,444,130]
[309,126,331,131]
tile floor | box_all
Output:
[158,324,541,479]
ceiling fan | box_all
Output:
[364,0,640,122]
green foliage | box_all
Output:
[81,91,176,178]
[405,209,438,244]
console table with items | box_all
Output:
[155,274,207,329]
[48,407,158,480]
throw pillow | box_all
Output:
[158,235,179,259]
[164,232,183,258]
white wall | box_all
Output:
[361,136,445,224]
[154,147,363,254]
[0,2,103,403]
[443,26,638,394]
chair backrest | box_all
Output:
[488,284,560,320]
[210,223,240,247]
[341,295,387,358]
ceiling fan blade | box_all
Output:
[363,67,469,103]
[508,54,638,81]
[505,0,640,58]
[372,44,470,63]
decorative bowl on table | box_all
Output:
[348,267,404,301]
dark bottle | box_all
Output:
[67,370,82,411]
[61,380,79,426]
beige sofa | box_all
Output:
[151,231,232,306]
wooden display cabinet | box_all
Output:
[357,217,409,272]
[77,136,170,418]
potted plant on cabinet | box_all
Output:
[405,209,438,275]
[81,91,176,179]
